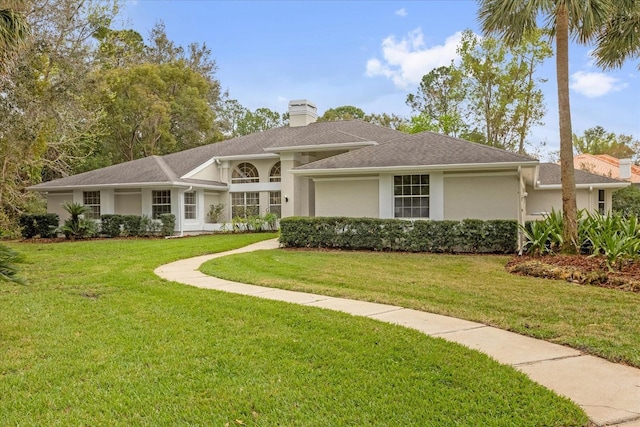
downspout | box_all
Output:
[589,186,593,212]
[517,166,525,255]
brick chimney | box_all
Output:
[288,100,317,127]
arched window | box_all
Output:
[270,162,281,182]
[232,162,259,183]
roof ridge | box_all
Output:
[153,155,178,181]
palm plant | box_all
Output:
[477,0,636,254]
[0,243,25,284]
[61,201,96,239]
[0,1,30,75]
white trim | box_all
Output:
[264,141,377,153]
[181,157,218,179]
[312,176,378,182]
[536,182,629,190]
[443,171,518,178]
[29,181,228,192]
[291,161,539,176]
[214,153,279,161]
[230,182,281,192]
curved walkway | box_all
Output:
[154,238,640,427]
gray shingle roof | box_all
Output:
[31,120,406,190]
[537,163,627,186]
[295,131,537,170]
[29,156,226,190]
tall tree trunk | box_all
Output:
[556,4,579,254]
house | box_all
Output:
[28,100,629,235]
[574,154,640,186]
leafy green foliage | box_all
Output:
[613,185,640,218]
[159,213,175,237]
[573,126,638,159]
[18,213,59,239]
[523,209,640,271]
[279,217,517,253]
[207,203,225,223]
[61,202,96,240]
[0,243,24,284]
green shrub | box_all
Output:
[100,214,124,238]
[613,185,640,218]
[159,214,175,237]
[18,213,59,239]
[279,217,518,254]
[121,215,142,237]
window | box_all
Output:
[231,192,259,218]
[83,191,101,220]
[270,162,281,182]
[152,190,171,218]
[232,162,259,183]
[184,191,196,220]
[394,175,429,218]
[269,191,281,218]
[598,189,605,215]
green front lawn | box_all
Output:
[1,235,587,426]
[202,249,640,368]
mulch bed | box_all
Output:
[506,254,640,292]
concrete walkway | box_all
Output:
[154,238,640,427]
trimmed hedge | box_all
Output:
[19,214,60,239]
[279,217,518,254]
[100,214,173,237]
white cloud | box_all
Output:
[365,29,463,89]
[570,71,627,98]
[395,8,407,17]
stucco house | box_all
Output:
[29,99,628,235]
[574,153,640,186]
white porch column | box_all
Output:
[379,174,393,218]
[280,153,301,218]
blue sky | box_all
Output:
[121,0,639,158]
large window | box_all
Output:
[83,191,101,220]
[184,191,196,220]
[152,190,171,218]
[394,175,429,218]
[231,192,259,218]
[270,162,281,182]
[232,162,259,183]
[269,191,281,218]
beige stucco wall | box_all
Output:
[525,186,610,220]
[47,193,73,223]
[114,194,142,216]
[315,178,379,218]
[444,175,519,220]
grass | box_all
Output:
[1,235,588,426]
[202,248,640,368]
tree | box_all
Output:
[573,126,637,159]
[406,65,466,137]
[457,30,551,151]
[364,112,408,131]
[0,0,29,74]
[613,186,640,218]
[318,106,366,122]
[593,0,640,70]
[217,99,286,137]
[478,0,615,254]
[0,0,117,234]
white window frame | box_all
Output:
[393,175,430,219]
[269,191,281,218]
[598,189,606,215]
[83,191,101,220]
[231,192,260,218]
[152,190,172,219]
[270,162,281,182]
[184,191,196,220]
[232,162,259,184]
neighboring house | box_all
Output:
[28,100,629,235]
[574,153,640,186]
